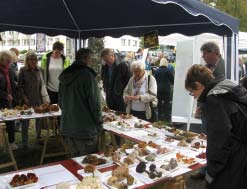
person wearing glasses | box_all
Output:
[191,41,226,179]
[201,41,225,82]
[18,51,43,148]
[185,64,247,189]
[41,41,70,104]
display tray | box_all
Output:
[72,154,114,169]
[163,154,199,168]
[102,170,144,189]
[3,171,38,189]
[7,182,37,189]
[77,168,102,178]
[107,121,133,131]
[131,163,168,184]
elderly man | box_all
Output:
[101,48,131,146]
[201,41,226,82]
[101,48,131,112]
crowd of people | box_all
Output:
[1,41,247,188]
[0,42,71,149]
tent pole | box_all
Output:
[226,36,232,80]
[74,38,77,55]
[78,31,81,49]
[234,33,239,82]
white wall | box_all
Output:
[171,34,226,124]
[104,35,140,52]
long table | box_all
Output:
[0,157,203,189]
[0,109,206,188]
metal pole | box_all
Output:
[74,38,77,56]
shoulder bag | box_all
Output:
[40,71,50,104]
[148,75,158,122]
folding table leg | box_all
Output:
[40,117,70,165]
[0,123,18,170]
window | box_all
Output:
[133,40,138,46]
[30,39,35,46]
[48,38,53,45]
[128,39,131,46]
[7,39,13,46]
[121,38,126,46]
[14,39,20,46]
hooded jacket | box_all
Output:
[59,61,103,139]
[198,80,247,189]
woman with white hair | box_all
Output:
[154,58,174,121]
[123,60,157,121]
[0,50,18,150]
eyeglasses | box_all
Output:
[189,89,194,96]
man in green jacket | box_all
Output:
[59,48,103,157]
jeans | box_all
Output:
[21,119,41,146]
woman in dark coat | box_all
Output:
[185,64,247,189]
[0,50,18,150]
[154,58,174,121]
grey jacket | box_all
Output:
[18,66,43,106]
[211,56,226,82]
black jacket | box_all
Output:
[101,60,131,111]
[59,61,103,139]
[198,80,247,189]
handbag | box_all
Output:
[148,75,158,122]
[40,71,50,104]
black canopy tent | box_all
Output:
[0,0,239,38]
[0,0,239,79]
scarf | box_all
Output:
[0,64,11,94]
[133,72,146,96]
